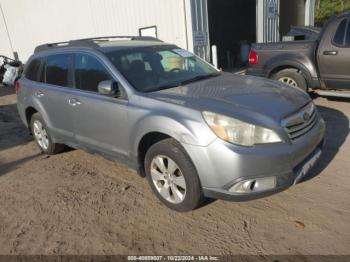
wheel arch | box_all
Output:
[136,132,173,177]
[25,106,38,132]
[268,63,312,87]
[130,114,216,173]
[24,97,54,130]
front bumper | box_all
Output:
[203,141,324,201]
[182,118,326,201]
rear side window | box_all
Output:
[333,19,347,46]
[346,20,350,46]
[25,59,42,81]
[46,54,71,87]
[74,54,111,92]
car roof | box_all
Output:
[33,36,171,54]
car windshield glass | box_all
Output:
[105,45,219,92]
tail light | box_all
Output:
[249,50,259,65]
[15,81,21,92]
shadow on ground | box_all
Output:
[0,101,35,176]
[302,104,349,182]
[0,153,41,176]
[0,85,15,97]
[0,103,32,151]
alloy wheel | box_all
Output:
[33,120,49,150]
[150,155,187,204]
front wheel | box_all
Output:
[144,139,204,212]
[273,68,308,92]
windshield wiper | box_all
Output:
[179,73,221,86]
[147,73,221,92]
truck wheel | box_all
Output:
[273,69,307,92]
[144,138,205,212]
[30,113,64,155]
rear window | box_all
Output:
[333,19,347,46]
[46,54,71,87]
[25,59,42,81]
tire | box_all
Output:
[30,113,64,155]
[144,138,204,212]
[273,68,308,92]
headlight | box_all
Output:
[202,111,282,146]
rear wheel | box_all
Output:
[30,113,64,155]
[273,68,308,92]
[144,138,204,212]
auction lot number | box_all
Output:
[128,256,219,261]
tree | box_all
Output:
[315,0,350,26]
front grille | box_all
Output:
[282,103,318,141]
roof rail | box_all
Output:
[71,35,162,42]
[34,40,98,53]
[34,35,163,53]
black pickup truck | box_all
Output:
[247,11,350,94]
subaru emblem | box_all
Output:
[303,112,310,121]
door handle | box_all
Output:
[68,98,81,106]
[323,50,338,56]
[35,91,44,98]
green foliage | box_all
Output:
[315,0,350,26]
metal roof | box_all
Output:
[34,36,164,53]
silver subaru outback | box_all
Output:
[16,36,325,212]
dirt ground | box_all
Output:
[0,85,349,256]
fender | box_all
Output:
[265,53,319,88]
[129,113,217,160]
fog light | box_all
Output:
[229,177,277,193]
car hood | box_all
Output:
[148,73,311,122]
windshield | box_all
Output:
[105,45,219,92]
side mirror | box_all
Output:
[98,80,120,97]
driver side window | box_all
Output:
[74,54,111,92]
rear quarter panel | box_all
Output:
[16,78,47,128]
[249,41,320,87]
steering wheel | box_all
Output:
[169,68,182,73]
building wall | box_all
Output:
[0,0,192,62]
[256,0,280,43]
[256,0,315,43]
[280,0,306,36]
[305,0,315,26]
[0,3,13,58]
[191,0,210,61]
[0,0,316,63]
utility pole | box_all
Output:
[0,3,15,57]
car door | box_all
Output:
[35,53,75,142]
[317,17,350,89]
[69,52,130,160]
